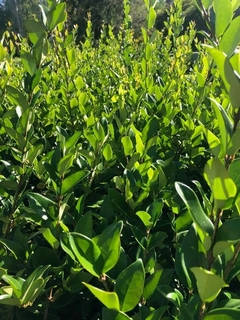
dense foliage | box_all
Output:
[1,0,240,319]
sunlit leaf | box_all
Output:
[191,267,228,302]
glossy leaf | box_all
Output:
[47,3,67,31]
[204,158,237,209]
[121,136,133,156]
[6,86,29,111]
[143,268,163,300]
[148,6,156,29]
[83,282,120,310]
[213,241,234,260]
[213,0,232,37]
[102,308,132,320]
[216,217,240,242]
[39,228,59,249]
[1,275,23,299]
[115,259,145,312]
[103,143,113,161]
[61,170,89,195]
[25,20,46,44]
[175,182,214,236]
[220,16,240,57]
[69,232,102,277]
[205,46,240,109]
[191,267,228,302]
[210,98,233,154]
[97,221,123,273]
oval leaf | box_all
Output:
[190,267,228,302]
[175,182,214,236]
[115,259,145,312]
[83,282,120,311]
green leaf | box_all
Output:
[229,158,240,189]
[205,46,240,109]
[6,86,29,111]
[227,126,240,156]
[65,132,81,150]
[97,221,123,273]
[136,211,152,229]
[213,241,234,260]
[210,98,233,155]
[0,295,20,306]
[65,272,92,293]
[5,127,26,150]
[147,232,167,250]
[21,265,50,306]
[25,20,46,44]
[213,0,232,37]
[142,116,159,144]
[103,143,113,161]
[121,136,133,156]
[143,268,163,300]
[102,308,132,320]
[21,51,36,76]
[83,282,120,310]
[115,259,145,312]
[216,217,240,242]
[26,144,43,164]
[220,16,240,57]
[0,239,25,260]
[21,278,45,307]
[148,6,156,29]
[69,232,102,277]
[47,3,67,31]
[75,212,93,237]
[202,0,213,8]
[204,158,237,209]
[57,154,74,175]
[0,43,6,61]
[147,200,164,227]
[93,122,105,141]
[191,267,228,302]
[60,233,76,261]
[175,182,214,236]
[1,275,23,299]
[61,170,89,195]
[145,306,169,320]
[39,228,59,249]
[203,127,221,157]
[204,308,240,319]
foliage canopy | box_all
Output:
[1,0,240,319]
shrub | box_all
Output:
[0,0,240,319]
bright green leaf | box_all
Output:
[69,232,102,277]
[83,282,120,310]
[175,182,214,236]
[220,16,240,57]
[205,46,240,109]
[148,6,156,29]
[191,267,228,302]
[121,136,133,156]
[47,3,67,31]
[213,0,232,37]
[61,170,89,195]
[204,158,237,209]
[97,221,123,273]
